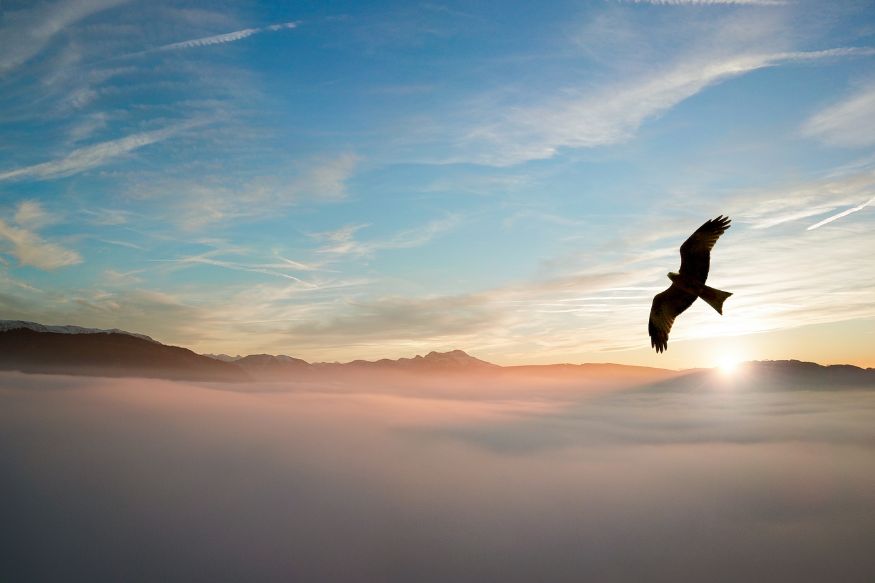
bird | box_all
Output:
[648,215,732,353]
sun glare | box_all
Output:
[719,355,740,375]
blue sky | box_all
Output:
[1,0,874,367]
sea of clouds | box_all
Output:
[2,371,874,582]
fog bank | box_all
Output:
[2,372,875,582]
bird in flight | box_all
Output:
[648,215,732,353]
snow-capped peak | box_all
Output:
[0,320,159,343]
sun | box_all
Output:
[718,355,740,375]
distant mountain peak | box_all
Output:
[418,349,496,368]
[236,354,310,365]
[425,349,470,358]
[0,320,158,343]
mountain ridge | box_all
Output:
[0,319,158,343]
[0,322,248,382]
[1,320,872,385]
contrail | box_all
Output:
[807,196,875,230]
[122,21,299,58]
[155,21,299,52]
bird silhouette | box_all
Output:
[648,216,732,353]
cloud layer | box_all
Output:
[2,373,875,582]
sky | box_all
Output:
[1,0,874,368]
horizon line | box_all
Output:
[1,319,871,372]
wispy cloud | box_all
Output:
[293,153,359,202]
[82,208,134,226]
[807,197,875,230]
[0,202,81,270]
[0,123,197,182]
[152,250,321,286]
[314,216,461,258]
[452,47,874,166]
[311,224,371,256]
[99,239,145,251]
[0,0,129,74]
[278,293,502,345]
[125,153,359,230]
[103,268,144,286]
[738,169,875,229]
[13,201,58,229]
[802,82,875,148]
[273,255,323,272]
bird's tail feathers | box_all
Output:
[700,285,732,315]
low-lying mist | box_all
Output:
[2,371,875,582]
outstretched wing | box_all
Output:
[648,284,697,353]
[679,215,731,283]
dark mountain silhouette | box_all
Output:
[0,321,248,382]
[0,319,158,342]
[743,360,875,388]
[2,320,872,389]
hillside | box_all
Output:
[0,322,249,382]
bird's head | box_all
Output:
[667,272,679,282]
